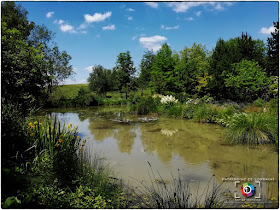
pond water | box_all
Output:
[37,106,278,203]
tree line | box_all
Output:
[88,23,278,102]
[2,1,74,113]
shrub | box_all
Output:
[133,97,159,115]
[253,98,265,107]
[166,105,183,118]
[1,101,27,158]
[227,113,276,145]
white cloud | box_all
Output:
[46,11,54,18]
[196,11,202,16]
[60,24,77,33]
[186,17,194,21]
[260,26,275,35]
[85,66,94,72]
[84,11,112,23]
[96,34,101,38]
[102,24,115,30]
[80,31,87,34]
[166,2,232,13]
[127,8,135,12]
[54,19,64,25]
[132,35,137,40]
[161,25,179,30]
[139,35,167,51]
[128,16,133,21]
[78,23,87,29]
[214,3,224,10]
[145,2,158,8]
[166,2,203,12]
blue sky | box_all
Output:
[18,1,278,84]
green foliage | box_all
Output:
[114,51,136,98]
[266,21,279,76]
[1,2,74,111]
[2,196,21,208]
[193,104,212,123]
[139,51,155,93]
[253,98,265,107]
[268,76,279,98]
[1,101,27,158]
[227,113,276,145]
[175,43,210,94]
[150,43,176,93]
[74,89,98,106]
[130,96,160,115]
[225,60,269,101]
[88,65,113,96]
[166,104,183,118]
[209,33,267,100]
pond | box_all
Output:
[37,106,278,203]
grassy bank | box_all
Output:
[46,84,278,149]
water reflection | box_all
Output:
[37,107,278,198]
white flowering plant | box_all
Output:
[160,95,178,104]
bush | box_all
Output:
[253,98,265,107]
[1,101,27,158]
[130,96,160,115]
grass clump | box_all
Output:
[131,164,225,208]
[227,113,276,145]
[130,96,160,115]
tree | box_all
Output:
[175,43,210,95]
[114,51,136,99]
[266,21,279,76]
[150,43,176,94]
[28,25,74,94]
[224,60,269,101]
[208,33,266,99]
[1,2,48,111]
[87,65,112,96]
[46,46,74,94]
[139,50,155,95]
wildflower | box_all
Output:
[39,122,42,126]
[28,122,33,127]
[55,143,60,147]
[34,121,38,125]
[58,139,63,143]
[67,123,72,129]
[42,127,44,130]
[30,133,35,137]
[77,136,80,139]
[59,134,64,138]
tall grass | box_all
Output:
[130,163,225,208]
[227,113,276,145]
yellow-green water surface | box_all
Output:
[37,106,278,204]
